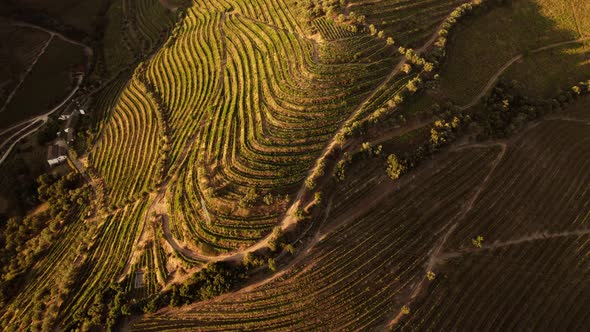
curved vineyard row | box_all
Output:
[103,0,177,76]
[347,0,469,47]
[90,78,163,207]
[139,0,396,252]
[0,208,89,330]
[397,235,590,330]
[59,199,149,325]
[131,146,501,330]
[447,119,590,250]
[312,17,359,40]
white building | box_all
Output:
[47,144,67,167]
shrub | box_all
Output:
[386,154,406,180]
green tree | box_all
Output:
[268,258,277,272]
[426,271,436,281]
[401,305,410,315]
[472,235,484,248]
[386,154,405,180]
[401,63,412,74]
[369,24,377,35]
[282,243,295,255]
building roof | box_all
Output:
[47,144,67,161]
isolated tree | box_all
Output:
[401,63,412,74]
[268,258,277,272]
[369,24,377,35]
[361,142,373,156]
[401,305,410,315]
[314,191,322,204]
[263,193,274,205]
[282,243,295,255]
[293,207,303,219]
[472,235,484,248]
[240,188,259,208]
[267,227,283,251]
[426,271,436,281]
[572,85,581,95]
[386,154,405,180]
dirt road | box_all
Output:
[459,37,590,110]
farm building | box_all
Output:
[47,144,67,167]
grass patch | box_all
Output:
[503,40,590,98]
[440,0,586,104]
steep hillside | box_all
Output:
[1,0,589,331]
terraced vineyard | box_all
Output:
[447,119,590,249]
[102,0,178,76]
[108,0,404,253]
[90,77,163,207]
[131,97,590,331]
[132,146,502,331]
[347,0,469,46]
[2,0,590,330]
[397,236,590,330]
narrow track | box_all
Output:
[459,37,590,110]
[0,34,53,113]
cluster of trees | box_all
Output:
[37,172,91,219]
[137,262,243,316]
[73,283,131,331]
[386,154,405,180]
[0,172,89,308]
[432,0,489,60]
[380,109,467,182]
[72,260,251,330]
[169,262,239,305]
[474,80,590,139]
[297,0,346,23]
[132,228,302,321]
[36,118,61,145]
[379,77,590,184]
